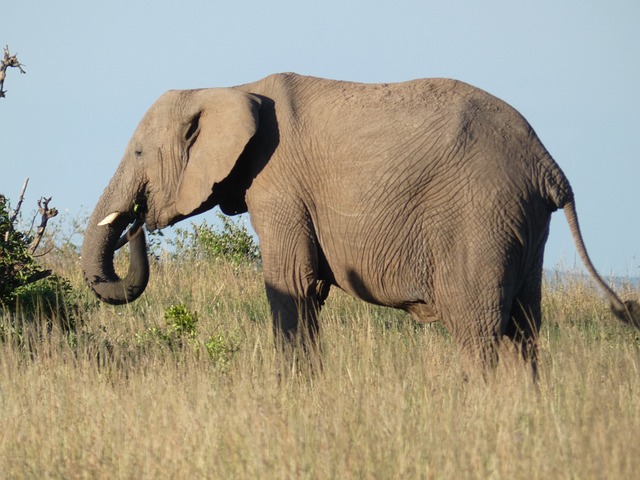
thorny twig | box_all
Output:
[29,197,58,255]
[0,45,26,98]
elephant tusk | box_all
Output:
[98,212,121,226]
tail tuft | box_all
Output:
[611,300,640,330]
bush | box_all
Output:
[0,193,81,328]
[164,303,198,338]
[0,194,50,309]
[14,274,80,325]
[172,213,260,265]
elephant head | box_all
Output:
[81,89,262,304]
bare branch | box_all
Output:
[32,245,55,258]
[0,45,27,99]
[3,178,29,243]
[8,177,29,224]
[29,196,59,255]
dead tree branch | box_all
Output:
[29,197,58,255]
[8,178,29,224]
[0,45,26,98]
[4,178,29,243]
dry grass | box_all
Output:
[1,254,639,479]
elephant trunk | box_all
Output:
[81,177,150,305]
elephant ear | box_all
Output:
[175,89,262,216]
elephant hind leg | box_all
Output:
[437,263,520,373]
[447,282,543,379]
[503,270,544,381]
[440,287,509,372]
[448,303,538,379]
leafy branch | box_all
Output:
[1,179,60,307]
[0,45,26,99]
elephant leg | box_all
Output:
[446,274,543,379]
[265,281,323,346]
[258,211,325,350]
[441,285,509,371]
[504,260,544,380]
[436,250,518,371]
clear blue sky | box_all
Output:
[2,1,639,276]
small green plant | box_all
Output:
[164,303,198,338]
[172,212,260,265]
[140,303,241,370]
[137,303,200,352]
[205,333,240,371]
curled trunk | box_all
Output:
[81,205,149,305]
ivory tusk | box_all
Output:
[98,212,121,226]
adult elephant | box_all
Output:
[81,73,639,372]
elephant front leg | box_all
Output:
[258,215,327,352]
[265,280,321,347]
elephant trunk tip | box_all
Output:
[86,281,146,306]
[82,221,150,305]
[611,299,640,330]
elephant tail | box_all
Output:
[563,200,640,329]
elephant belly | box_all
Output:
[321,239,438,323]
[333,269,439,322]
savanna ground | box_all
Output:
[1,228,640,479]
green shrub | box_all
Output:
[134,303,240,371]
[0,194,82,331]
[0,194,49,308]
[164,303,198,338]
[205,333,240,371]
[172,213,260,265]
[14,274,80,326]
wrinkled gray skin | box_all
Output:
[81,73,640,373]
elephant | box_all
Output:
[81,73,640,373]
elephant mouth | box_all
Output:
[100,193,149,248]
[97,192,177,236]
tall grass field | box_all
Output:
[1,228,639,479]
